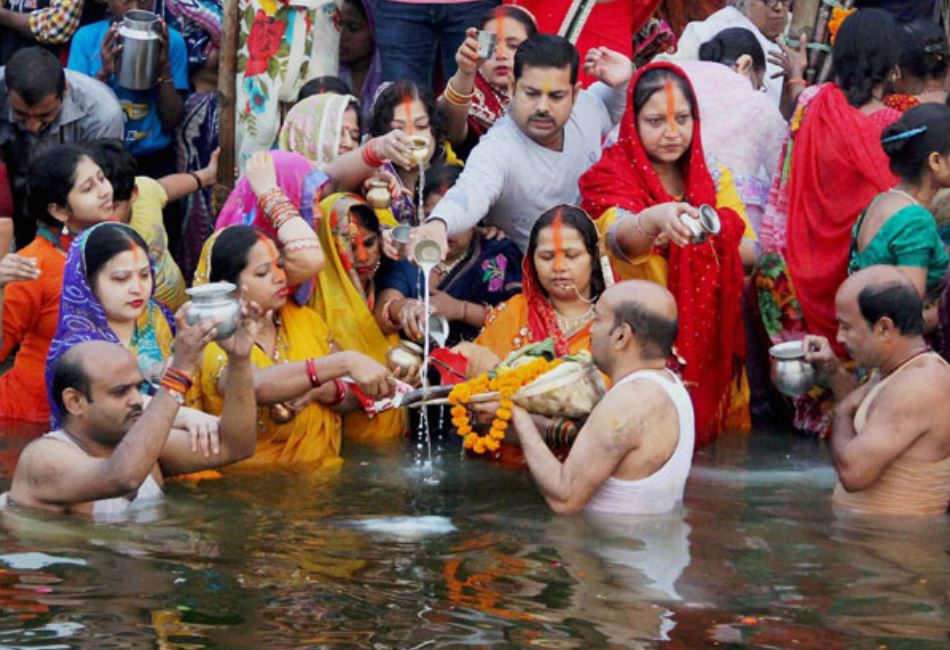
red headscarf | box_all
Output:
[579,61,746,445]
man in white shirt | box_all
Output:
[408,33,631,255]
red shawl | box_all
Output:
[785,85,899,350]
[579,61,745,445]
[468,72,509,138]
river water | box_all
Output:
[0,421,947,649]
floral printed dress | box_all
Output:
[378,235,523,346]
[235,0,341,170]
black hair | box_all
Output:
[5,47,65,104]
[881,103,950,182]
[632,66,697,118]
[423,165,462,204]
[83,222,150,294]
[297,75,354,102]
[26,145,92,229]
[51,346,92,417]
[526,205,605,301]
[514,34,579,85]
[369,80,445,143]
[209,225,264,284]
[344,0,368,21]
[857,281,924,335]
[350,203,380,235]
[89,138,137,202]
[478,5,538,38]
[898,19,948,82]
[698,27,766,74]
[613,300,678,359]
[832,8,901,108]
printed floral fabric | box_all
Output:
[235,0,341,170]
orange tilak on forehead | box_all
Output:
[351,220,368,262]
[261,235,285,278]
[495,7,506,57]
[402,97,414,134]
[552,208,564,269]
[664,79,677,133]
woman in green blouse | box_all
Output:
[850,103,950,329]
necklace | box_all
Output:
[889,187,920,205]
[553,304,595,336]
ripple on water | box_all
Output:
[0,429,946,648]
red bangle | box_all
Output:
[361,139,384,168]
[162,366,194,391]
[330,378,348,406]
[305,358,320,388]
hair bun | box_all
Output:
[698,37,724,63]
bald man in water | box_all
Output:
[480,280,695,515]
[6,311,258,517]
[805,266,950,516]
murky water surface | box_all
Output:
[0,421,947,649]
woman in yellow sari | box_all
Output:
[311,192,407,443]
[190,225,393,468]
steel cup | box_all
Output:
[185,282,241,341]
[408,135,430,167]
[391,225,411,258]
[476,30,498,59]
[412,238,442,268]
[678,204,722,243]
[769,341,818,397]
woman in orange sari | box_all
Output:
[460,205,606,368]
[456,204,606,467]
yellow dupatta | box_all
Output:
[312,193,406,443]
[190,227,344,468]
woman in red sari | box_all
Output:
[579,61,748,446]
[754,9,902,434]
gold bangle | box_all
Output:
[446,78,475,101]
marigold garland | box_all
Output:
[448,357,563,454]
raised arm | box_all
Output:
[9,319,219,509]
[323,131,414,194]
[582,47,632,130]
[243,152,325,285]
[159,149,219,203]
[160,303,260,475]
[154,21,185,132]
[438,27,482,146]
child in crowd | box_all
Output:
[67,0,189,177]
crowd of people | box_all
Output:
[1,0,950,521]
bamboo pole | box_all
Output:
[790,0,821,40]
[213,0,240,213]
